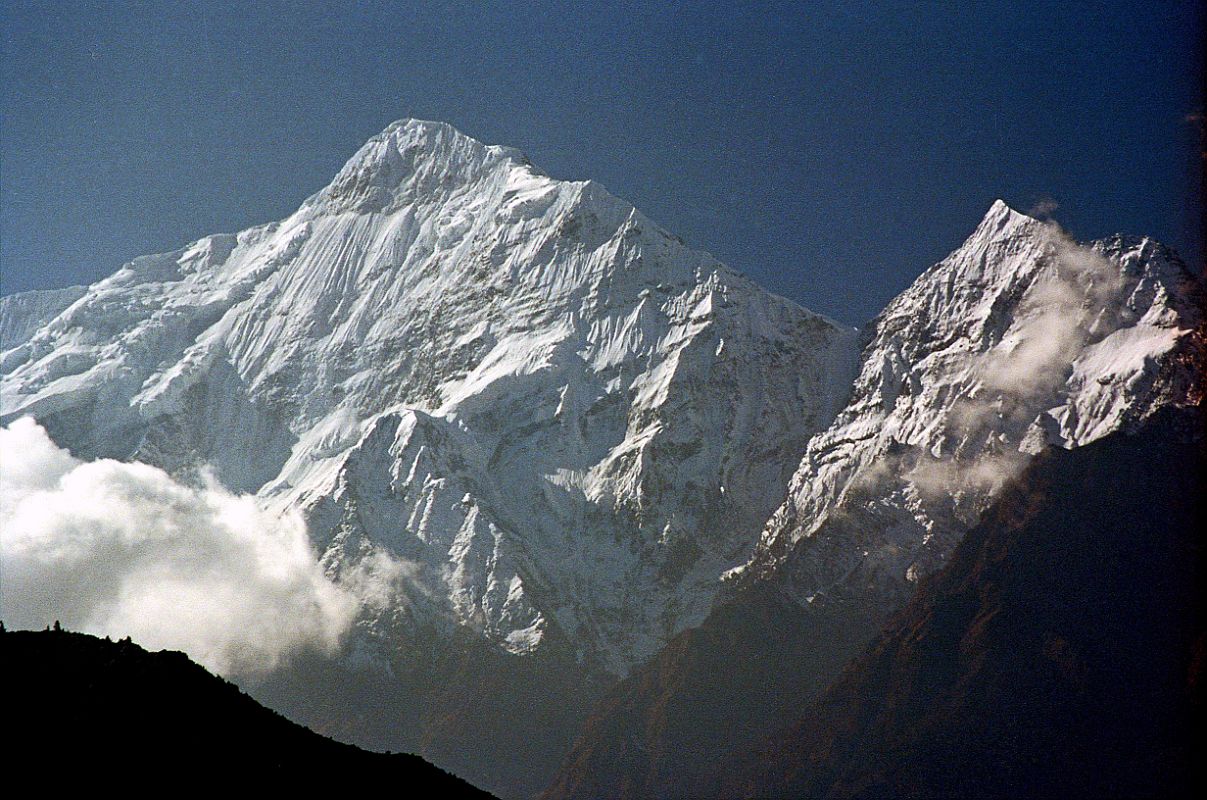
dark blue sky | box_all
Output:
[1,1,1201,324]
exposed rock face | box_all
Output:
[738,200,1204,600]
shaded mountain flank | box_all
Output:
[0,627,495,795]
[545,406,1205,800]
[716,404,1205,799]
[541,552,904,800]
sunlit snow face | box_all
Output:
[977,224,1126,398]
[0,417,361,676]
[906,226,1128,502]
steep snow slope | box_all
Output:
[0,119,858,674]
[734,199,1203,599]
[0,286,87,350]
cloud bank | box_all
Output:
[0,417,359,676]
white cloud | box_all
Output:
[897,222,1126,521]
[978,222,1123,399]
[1026,197,1060,218]
[0,417,360,677]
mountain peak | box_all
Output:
[306,119,531,214]
[382,116,456,135]
[985,197,1026,218]
[376,117,526,159]
[2,112,862,679]
[970,198,1041,241]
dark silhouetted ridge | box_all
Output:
[0,628,496,795]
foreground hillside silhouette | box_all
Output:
[0,627,495,795]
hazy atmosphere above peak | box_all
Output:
[1,0,1202,324]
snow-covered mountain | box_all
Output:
[0,119,858,675]
[541,201,1204,800]
[732,199,1203,602]
[5,120,1202,799]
